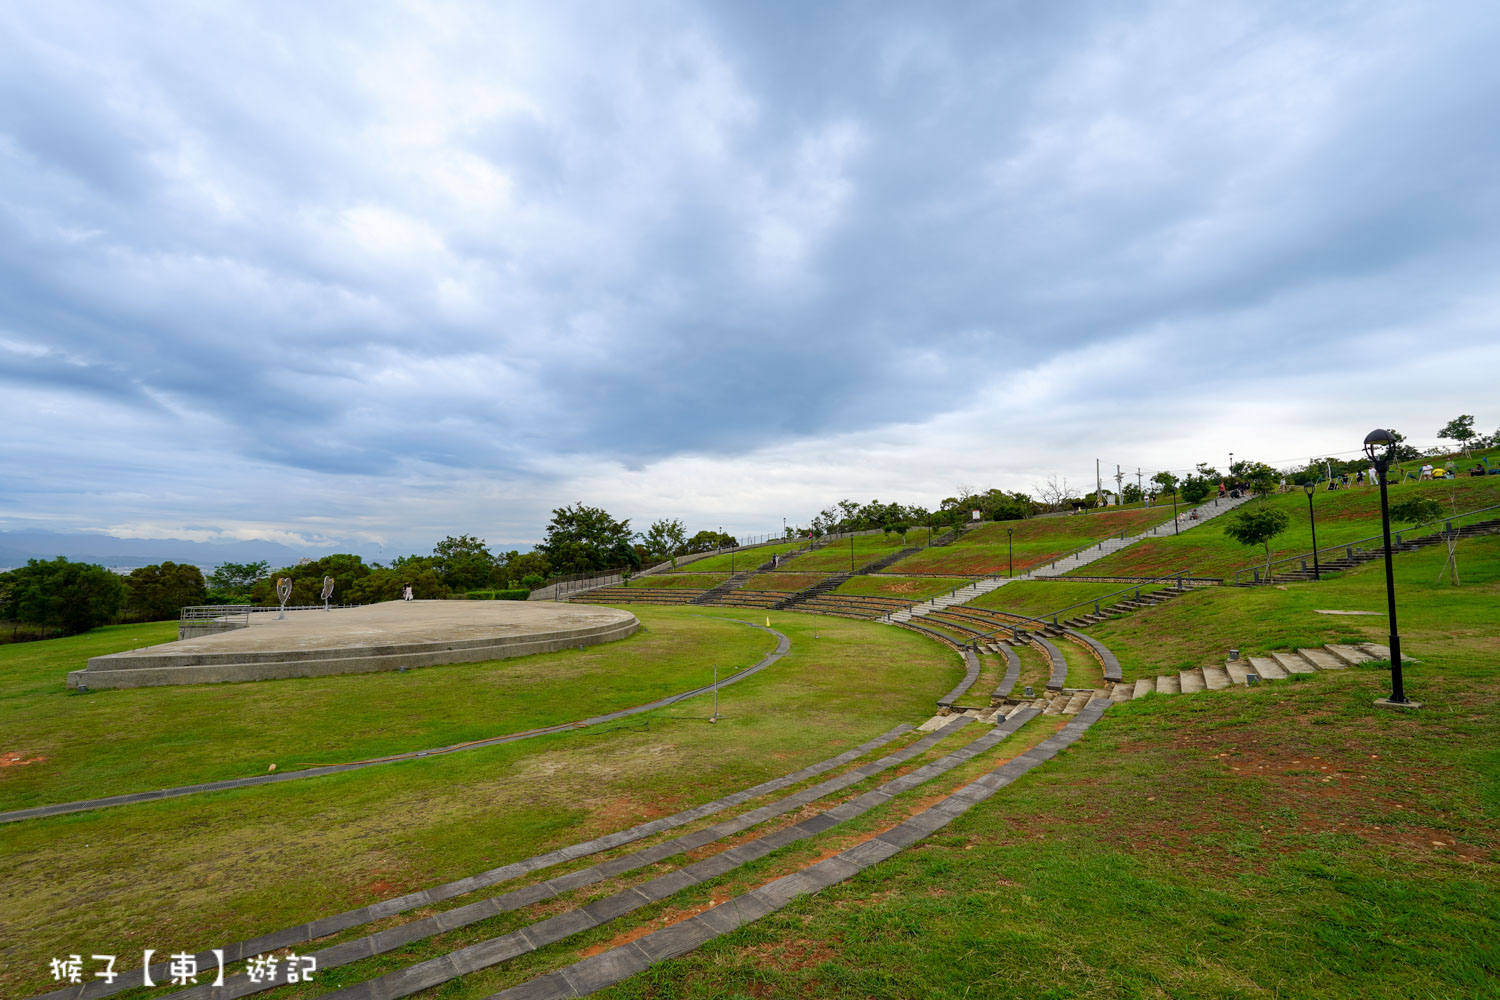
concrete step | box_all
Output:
[1326,643,1376,667]
[1249,655,1289,679]
[1224,660,1253,685]
[1155,674,1180,694]
[1298,647,1347,670]
[1109,683,1133,703]
[1131,677,1154,699]
[1179,668,1206,693]
[1201,665,1232,691]
[1061,691,1092,714]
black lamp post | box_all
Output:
[1303,481,1321,580]
[1171,482,1180,535]
[1007,527,1014,578]
[1364,429,1416,709]
[850,532,855,572]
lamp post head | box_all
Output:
[1363,428,1396,470]
[1304,481,1316,497]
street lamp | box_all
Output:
[1007,527,1014,578]
[1303,481,1321,580]
[1364,429,1417,709]
[1171,480,1179,535]
[850,532,855,572]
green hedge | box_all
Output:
[464,589,530,601]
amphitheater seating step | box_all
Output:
[1131,678,1154,699]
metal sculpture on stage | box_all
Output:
[275,577,293,620]
[321,575,335,611]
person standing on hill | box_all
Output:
[402,582,413,602]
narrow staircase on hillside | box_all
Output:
[772,572,851,611]
[1107,641,1400,702]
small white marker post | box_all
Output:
[711,666,719,722]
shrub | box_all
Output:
[464,589,530,601]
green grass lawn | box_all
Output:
[665,541,807,574]
[743,572,827,592]
[777,532,928,573]
[1089,529,1500,680]
[0,612,782,811]
[968,579,1173,621]
[889,505,1195,577]
[623,573,727,589]
[835,575,970,600]
[1073,476,1500,581]
[0,607,960,999]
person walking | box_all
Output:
[402,582,413,602]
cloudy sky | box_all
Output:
[3,0,1498,555]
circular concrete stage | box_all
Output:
[66,601,640,689]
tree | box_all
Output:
[683,530,736,554]
[2,558,124,637]
[250,554,372,606]
[538,503,638,573]
[347,566,448,603]
[638,519,687,563]
[1031,475,1075,513]
[1223,507,1291,581]
[1122,483,1143,504]
[125,562,207,621]
[1179,475,1213,503]
[207,561,268,599]
[1229,460,1278,496]
[1438,414,1477,457]
[1151,471,1179,497]
[432,534,499,592]
[1390,495,1443,527]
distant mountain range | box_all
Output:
[0,531,318,572]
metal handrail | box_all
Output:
[1230,501,1500,584]
[961,568,1195,644]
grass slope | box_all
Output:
[969,579,1172,621]
[623,573,727,589]
[1091,531,1500,679]
[889,505,1195,577]
[1074,477,1500,580]
[665,541,806,574]
[835,576,970,600]
[777,533,927,574]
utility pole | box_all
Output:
[1115,465,1125,506]
[1096,458,1103,508]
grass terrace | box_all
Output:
[622,572,727,589]
[968,579,1175,621]
[1073,476,1500,580]
[889,505,1193,577]
[778,531,929,573]
[666,540,806,574]
[834,575,971,600]
[741,572,829,592]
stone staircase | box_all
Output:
[889,494,1254,624]
[690,550,787,605]
[772,572,852,611]
[1059,582,1198,628]
[856,543,924,575]
[1250,516,1500,585]
[1107,642,1398,702]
